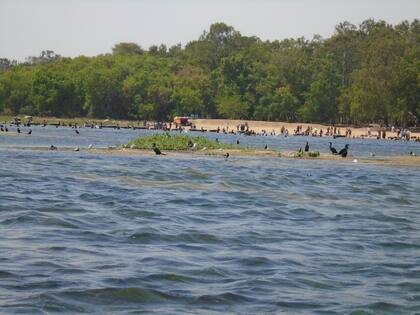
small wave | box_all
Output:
[0,270,18,278]
[145,273,195,283]
[237,256,274,267]
[0,213,79,229]
[195,292,252,304]
[129,231,222,244]
[384,196,413,205]
[379,241,420,249]
[288,207,322,220]
[398,281,420,292]
[276,300,323,309]
[366,301,403,312]
[299,278,337,290]
[189,266,234,278]
[55,287,179,304]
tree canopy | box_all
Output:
[0,20,419,126]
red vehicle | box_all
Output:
[173,116,191,126]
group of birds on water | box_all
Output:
[2,124,417,158]
[1,125,32,134]
[150,139,350,160]
[296,141,349,157]
[328,142,349,157]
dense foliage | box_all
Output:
[1,20,419,126]
[126,133,237,151]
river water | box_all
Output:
[1,126,419,314]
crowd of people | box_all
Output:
[1,117,420,142]
[201,123,420,142]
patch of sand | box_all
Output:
[17,146,418,168]
[190,119,420,139]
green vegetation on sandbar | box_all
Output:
[293,150,320,158]
[126,133,238,151]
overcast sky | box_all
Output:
[1,0,419,61]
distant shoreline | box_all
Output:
[1,115,419,141]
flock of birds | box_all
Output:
[3,124,416,159]
[0,125,32,134]
[150,139,350,160]
[328,142,349,157]
[295,141,349,157]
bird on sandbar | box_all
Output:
[223,152,230,160]
[27,129,32,135]
[188,140,197,150]
[304,141,309,152]
[236,139,240,145]
[338,144,349,158]
[75,129,80,135]
[50,145,57,151]
[329,142,338,155]
[17,127,21,134]
[152,143,165,155]
[264,144,268,150]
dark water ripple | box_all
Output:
[1,129,420,314]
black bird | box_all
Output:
[236,140,240,145]
[75,129,80,134]
[17,127,20,134]
[28,129,32,135]
[50,145,57,151]
[152,143,165,155]
[188,140,194,148]
[5,127,8,132]
[1,126,3,132]
[329,142,337,155]
[223,152,230,160]
[338,144,349,158]
[304,141,309,152]
[264,144,268,150]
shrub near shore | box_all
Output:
[126,134,238,151]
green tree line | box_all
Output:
[0,20,419,126]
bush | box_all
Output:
[127,133,238,151]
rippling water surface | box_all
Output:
[1,127,420,314]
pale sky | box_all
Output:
[1,0,419,61]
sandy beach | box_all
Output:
[2,116,419,140]
[190,119,420,140]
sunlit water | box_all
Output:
[1,126,420,314]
